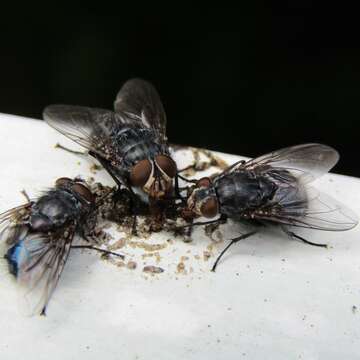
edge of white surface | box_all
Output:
[0,113,359,360]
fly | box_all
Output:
[43,79,178,216]
[182,144,358,271]
[0,177,124,315]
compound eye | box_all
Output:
[130,159,152,187]
[200,197,219,218]
[155,155,177,178]
[72,183,94,203]
[55,177,72,188]
[197,177,212,188]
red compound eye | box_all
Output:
[55,177,72,188]
[130,159,152,187]
[72,183,94,203]
[200,197,219,218]
[155,155,177,178]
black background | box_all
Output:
[1,3,359,176]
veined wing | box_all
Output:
[114,78,167,141]
[221,144,339,184]
[43,105,125,159]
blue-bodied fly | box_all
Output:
[0,177,123,315]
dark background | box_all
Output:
[1,3,359,176]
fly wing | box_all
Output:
[114,78,167,141]
[223,144,339,184]
[253,185,358,231]
[0,203,31,228]
[12,225,75,315]
[43,105,125,159]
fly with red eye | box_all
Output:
[0,177,124,315]
[181,144,358,272]
[43,79,180,217]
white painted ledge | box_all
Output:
[0,113,359,359]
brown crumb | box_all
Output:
[194,254,201,260]
[177,262,186,274]
[90,163,102,174]
[86,176,95,184]
[143,265,164,274]
[126,261,137,270]
[129,241,167,252]
[203,251,212,261]
[180,256,189,262]
[109,237,128,250]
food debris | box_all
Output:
[143,265,164,274]
[109,237,128,251]
[177,262,186,274]
[126,261,137,270]
[129,241,167,252]
[203,251,212,261]
[142,252,161,264]
[90,163,102,174]
[352,305,357,314]
[180,256,189,262]
[86,176,95,185]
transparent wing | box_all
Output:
[0,204,32,264]
[14,225,74,316]
[43,104,125,158]
[254,185,358,231]
[114,78,167,140]
[224,144,339,184]
[0,203,31,228]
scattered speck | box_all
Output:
[352,305,357,314]
[126,261,137,270]
[143,265,164,274]
[177,262,186,274]
[203,251,211,261]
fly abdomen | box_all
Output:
[5,240,27,277]
[215,171,277,217]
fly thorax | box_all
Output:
[32,192,79,229]
[113,127,165,171]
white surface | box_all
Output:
[0,113,360,360]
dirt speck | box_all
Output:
[143,265,164,274]
[203,251,211,261]
[126,261,137,270]
[177,262,186,274]
[90,163,102,174]
[129,241,167,252]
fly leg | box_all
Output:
[174,174,188,204]
[20,189,31,202]
[211,231,258,272]
[71,245,125,259]
[282,228,328,248]
[177,214,228,230]
[55,142,87,155]
[89,151,123,189]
